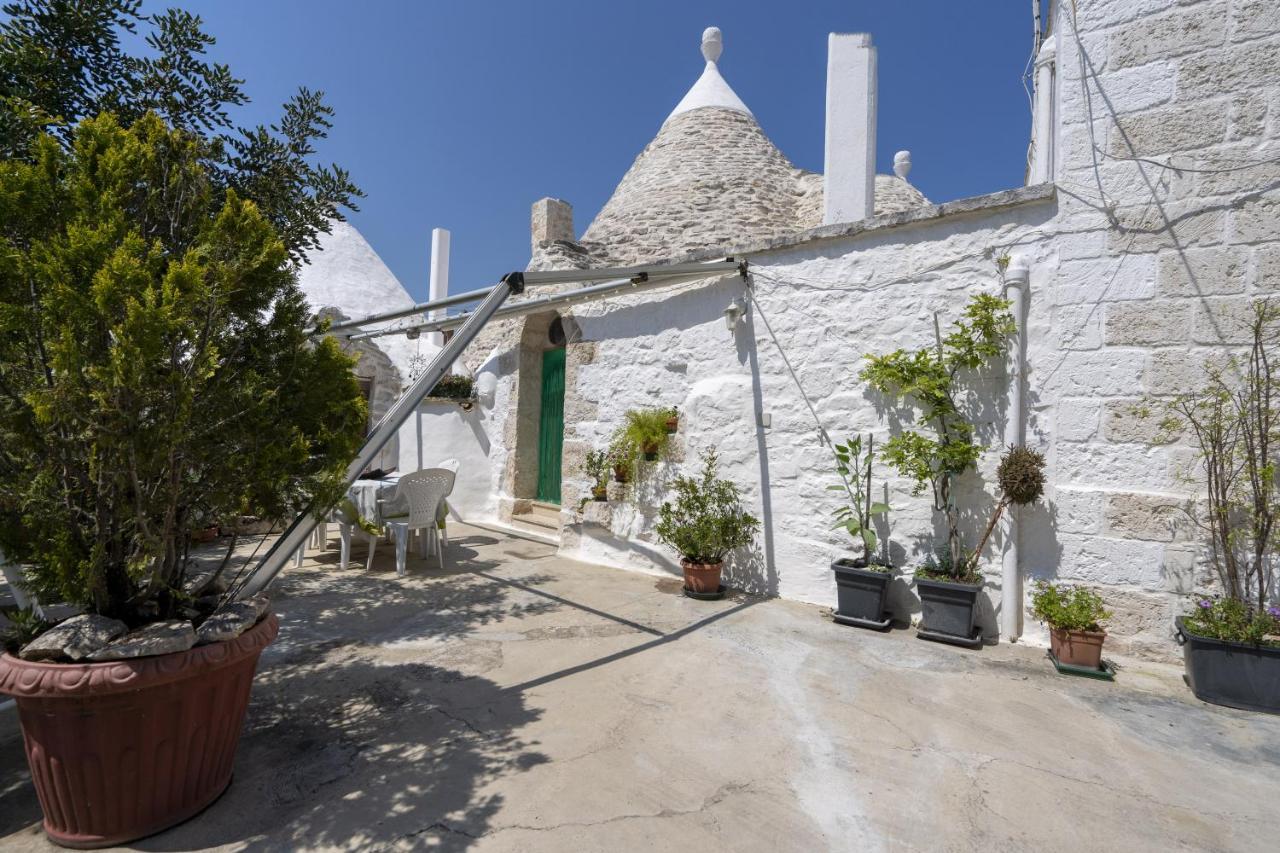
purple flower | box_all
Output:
[1198,599,1213,609]
[1268,606,1280,619]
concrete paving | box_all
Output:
[1,524,1278,851]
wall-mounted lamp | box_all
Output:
[724,296,746,332]
[404,327,421,340]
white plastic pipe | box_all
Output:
[1002,258,1031,641]
[1030,35,1057,184]
[428,228,450,348]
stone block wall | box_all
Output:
[1037,0,1280,657]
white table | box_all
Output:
[347,475,405,524]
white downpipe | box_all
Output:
[1002,258,1030,640]
[1029,35,1057,184]
[428,228,450,348]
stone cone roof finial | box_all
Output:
[701,27,723,63]
[666,26,751,122]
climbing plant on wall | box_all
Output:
[859,291,1015,579]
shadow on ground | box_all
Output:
[0,534,559,850]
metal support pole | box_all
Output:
[232,272,526,598]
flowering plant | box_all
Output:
[1183,597,1280,647]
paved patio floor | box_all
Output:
[1,524,1278,851]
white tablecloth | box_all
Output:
[347,475,405,524]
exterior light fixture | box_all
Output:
[724,296,746,332]
[405,327,420,340]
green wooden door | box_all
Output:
[536,347,566,504]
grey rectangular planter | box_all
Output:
[1177,617,1280,715]
[831,559,892,630]
[915,577,983,648]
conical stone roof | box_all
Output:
[578,27,928,266]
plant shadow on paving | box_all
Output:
[0,534,558,850]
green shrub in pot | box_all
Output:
[655,448,758,593]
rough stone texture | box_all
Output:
[1103,398,1181,443]
[530,198,574,249]
[196,602,262,645]
[87,620,196,661]
[578,108,927,266]
[1107,101,1228,159]
[1105,491,1192,541]
[1104,300,1192,345]
[1156,246,1248,296]
[18,615,127,662]
[1108,4,1226,69]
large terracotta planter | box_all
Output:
[0,612,279,849]
[681,559,722,593]
[1050,627,1106,669]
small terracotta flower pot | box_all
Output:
[0,612,279,849]
[642,442,659,461]
[613,466,629,483]
[1050,627,1106,669]
[681,559,722,593]
[592,486,608,502]
[665,416,678,434]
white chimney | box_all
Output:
[823,33,878,224]
[428,227,450,348]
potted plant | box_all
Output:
[622,407,673,461]
[860,292,1016,647]
[1162,300,1280,713]
[655,448,759,596]
[585,450,610,501]
[665,406,680,434]
[1030,581,1112,670]
[429,373,475,401]
[609,438,634,483]
[0,114,367,846]
[828,434,893,629]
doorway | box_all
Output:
[536,346,565,504]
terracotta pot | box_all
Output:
[642,442,659,461]
[0,613,279,849]
[681,559,722,593]
[613,466,629,483]
[1050,626,1106,669]
[665,416,678,434]
[591,486,608,502]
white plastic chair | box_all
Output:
[382,468,455,576]
[1,550,45,620]
[435,458,459,550]
[334,505,378,571]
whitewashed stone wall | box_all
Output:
[406,0,1280,661]
[1032,0,1280,657]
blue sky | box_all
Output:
[149,1,1038,301]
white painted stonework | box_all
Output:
[327,4,1280,662]
[667,27,752,122]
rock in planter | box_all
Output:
[197,602,261,645]
[19,614,128,662]
[88,620,196,661]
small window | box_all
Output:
[548,316,566,347]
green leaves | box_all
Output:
[829,433,889,561]
[655,448,759,564]
[0,0,362,261]
[1030,581,1111,633]
[858,293,1014,574]
[0,114,366,620]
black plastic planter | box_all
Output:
[915,577,983,648]
[1177,617,1280,715]
[831,559,892,629]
